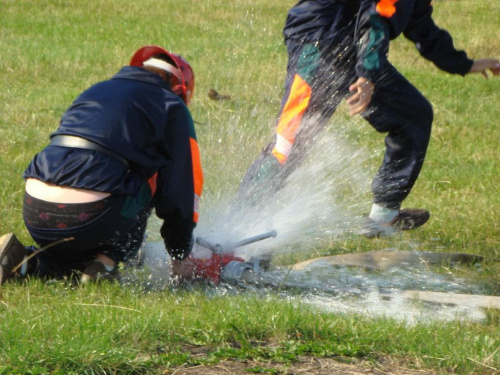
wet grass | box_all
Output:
[0,0,499,373]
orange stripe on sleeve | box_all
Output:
[189,137,203,223]
[376,0,398,18]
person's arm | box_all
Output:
[403,0,474,75]
[349,0,393,115]
[354,0,391,83]
[403,1,500,79]
[155,101,203,261]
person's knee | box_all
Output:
[412,97,433,147]
[419,96,433,132]
[386,94,433,146]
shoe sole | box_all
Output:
[0,233,15,259]
[0,233,26,284]
[392,209,430,230]
[363,209,430,238]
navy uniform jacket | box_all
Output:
[284,0,473,80]
[24,66,203,255]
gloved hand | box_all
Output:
[165,234,194,261]
[168,235,199,280]
[170,257,197,279]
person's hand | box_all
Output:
[171,258,196,279]
[468,58,500,78]
[346,77,375,116]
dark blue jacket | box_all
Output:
[284,0,473,80]
[24,66,203,254]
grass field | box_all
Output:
[0,0,499,374]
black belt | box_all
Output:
[50,135,130,168]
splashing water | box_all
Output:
[194,125,374,260]
[137,119,493,324]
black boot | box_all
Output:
[0,233,28,284]
[364,209,430,238]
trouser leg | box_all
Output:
[238,38,354,198]
[363,64,433,209]
[101,203,152,264]
[23,182,153,278]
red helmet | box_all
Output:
[130,45,195,105]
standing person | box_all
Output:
[237,0,500,236]
[0,45,203,284]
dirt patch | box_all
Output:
[167,356,437,375]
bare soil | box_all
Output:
[166,356,437,374]
[160,346,438,375]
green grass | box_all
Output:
[1,280,500,374]
[1,0,499,373]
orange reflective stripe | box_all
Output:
[272,149,287,165]
[276,74,312,144]
[190,137,203,223]
[147,172,158,196]
[376,0,398,17]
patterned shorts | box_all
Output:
[23,193,117,229]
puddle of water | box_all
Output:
[121,242,490,325]
[298,290,487,324]
[265,263,489,324]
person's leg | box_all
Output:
[237,37,354,202]
[363,63,433,228]
[22,193,118,278]
[80,183,153,282]
[23,182,154,280]
[99,202,152,265]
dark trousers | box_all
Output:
[240,36,433,210]
[23,182,153,278]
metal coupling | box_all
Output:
[220,260,254,284]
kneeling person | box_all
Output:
[0,45,203,284]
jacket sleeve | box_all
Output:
[354,0,392,81]
[155,102,203,260]
[402,0,473,76]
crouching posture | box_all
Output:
[0,46,203,284]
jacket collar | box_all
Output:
[112,66,170,89]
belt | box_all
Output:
[50,135,130,168]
